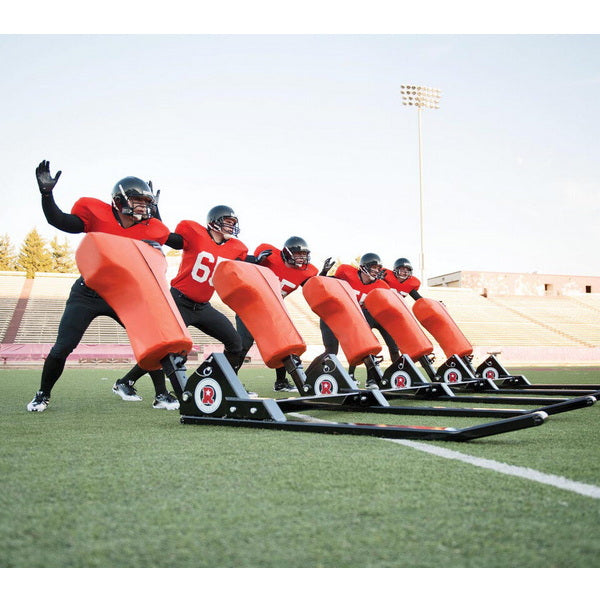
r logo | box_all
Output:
[194,377,222,414]
[315,374,338,395]
[390,370,411,389]
[443,368,462,384]
[483,367,499,380]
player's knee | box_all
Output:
[48,344,75,360]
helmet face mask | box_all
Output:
[393,258,413,281]
[359,253,383,281]
[207,205,240,239]
[112,177,157,221]
[282,236,311,269]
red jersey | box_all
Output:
[334,263,389,306]
[170,220,248,303]
[382,270,421,296]
[254,243,318,297]
[71,197,170,244]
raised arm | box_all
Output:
[36,160,85,234]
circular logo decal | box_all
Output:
[443,368,462,384]
[482,367,499,380]
[194,377,222,414]
[390,370,411,389]
[315,374,338,395]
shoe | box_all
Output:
[27,391,50,412]
[273,379,297,393]
[153,392,180,410]
[112,380,142,402]
[365,379,380,390]
[349,374,361,387]
[243,386,259,399]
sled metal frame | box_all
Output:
[347,352,598,416]
[473,354,600,394]
[401,350,600,399]
[167,352,551,441]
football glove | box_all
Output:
[147,180,160,204]
[36,160,62,194]
[141,239,164,255]
[256,249,272,263]
[320,257,335,276]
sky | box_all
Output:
[2,8,599,284]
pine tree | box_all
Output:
[17,228,53,278]
[0,234,18,271]
[50,235,77,273]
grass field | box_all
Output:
[1,363,599,572]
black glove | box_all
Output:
[141,239,164,255]
[320,257,335,276]
[36,160,62,194]
[255,249,272,263]
[147,180,160,204]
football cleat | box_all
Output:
[365,379,380,390]
[243,386,259,399]
[153,392,180,410]
[112,380,142,402]
[27,391,50,412]
[273,379,297,393]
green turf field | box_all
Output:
[1,364,599,568]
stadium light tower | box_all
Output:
[400,84,441,286]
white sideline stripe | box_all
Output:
[287,413,600,499]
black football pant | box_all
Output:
[39,277,164,395]
[117,287,243,392]
[171,288,243,370]
[235,315,288,382]
[319,307,400,377]
[121,287,244,389]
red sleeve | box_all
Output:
[175,220,195,251]
[254,242,276,256]
[71,197,98,232]
[237,241,249,260]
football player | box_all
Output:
[319,252,400,388]
[28,160,181,412]
[236,236,321,392]
[383,257,422,299]
[114,205,249,397]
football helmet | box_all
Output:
[111,177,157,221]
[207,205,240,239]
[359,253,383,281]
[393,257,413,281]
[282,236,311,269]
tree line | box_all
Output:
[0,229,77,278]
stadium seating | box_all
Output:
[1,273,599,366]
[0,273,27,341]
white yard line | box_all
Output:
[288,413,600,499]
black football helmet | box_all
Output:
[393,257,413,281]
[111,177,157,221]
[282,236,311,269]
[359,253,383,281]
[207,205,240,239]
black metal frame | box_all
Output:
[164,352,556,441]
[331,352,598,416]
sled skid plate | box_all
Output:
[180,408,548,441]
[486,385,600,397]
[433,393,597,414]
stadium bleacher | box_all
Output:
[1,272,599,366]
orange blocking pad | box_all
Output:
[412,297,473,359]
[302,276,381,366]
[75,232,193,371]
[364,288,434,361]
[212,261,306,368]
